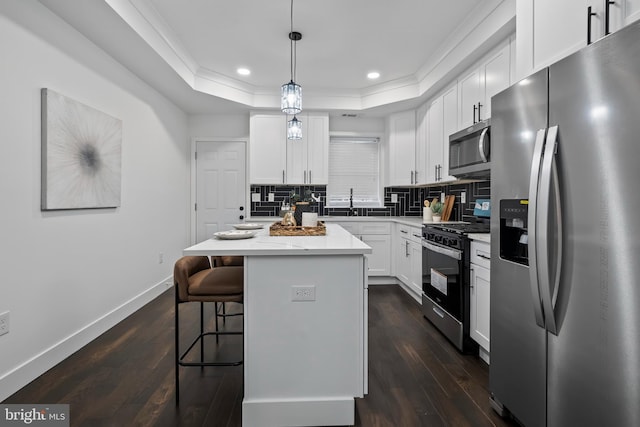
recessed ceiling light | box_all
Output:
[367,71,380,80]
[237,68,251,76]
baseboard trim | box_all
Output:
[0,276,173,402]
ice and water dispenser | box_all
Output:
[500,199,529,265]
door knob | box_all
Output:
[239,215,244,220]
[239,206,244,211]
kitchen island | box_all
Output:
[183,223,371,427]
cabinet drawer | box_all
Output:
[470,241,491,269]
[360,222,391,235]
[397,224,422,244]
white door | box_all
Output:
[196,141,246,242]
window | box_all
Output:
[327,137,381,207]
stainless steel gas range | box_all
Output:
[421,222,490,353]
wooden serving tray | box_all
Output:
[269,221,326,236]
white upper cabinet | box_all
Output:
[459,68,482,129]
[426,97,443,183]
[250,112,329,185]
[287,113,329,185]
[517,0,640,78]
[388,110,418,186]
[424,83,458,184]
[459,39,511,128]
[250,113,287,184]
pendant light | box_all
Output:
[281,0,302,115]
[287,115,302,140]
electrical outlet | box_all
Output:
[461,192,466,204]
[440,192,446,203]
[251,193,260,202]
[268,193,275,202]
[291,285,316,301]
[158,252,164,264]
[0,311,10,336]
[391,194,398,203]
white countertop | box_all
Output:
[184,223,372,256]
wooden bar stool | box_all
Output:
[173,255,244,404]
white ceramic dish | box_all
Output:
[232,223,264,230]
[213,230,256,240]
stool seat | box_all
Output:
[188,266,243,301]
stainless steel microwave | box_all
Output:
[449,119,490,178]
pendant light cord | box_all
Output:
[290,0,295,82]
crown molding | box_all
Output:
[104,0,515,113]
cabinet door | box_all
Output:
[388,110,417,186]
[415,103,428,185]
[441,84,458,182]
[532,0,591,70]
[481,42,511,120]
[362,234,391,276]
[606,0,640,37]
[409,241,423,296]
[396,238,411,285]
[250,114,286,184]
[305,113,329,184]
[427,97,443,183]
[287,125,306,184]
[458,68,481,128]
[470,263,491,351]
[623,0,640,26]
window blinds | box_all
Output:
[327,137,381,207]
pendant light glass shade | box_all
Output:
[281,81,302,115]
[287,116,302,140]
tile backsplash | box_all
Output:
[250,181,490,220]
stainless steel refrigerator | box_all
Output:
[490,21,640,427]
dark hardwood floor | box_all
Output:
[5,285,519,427]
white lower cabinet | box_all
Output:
[338,222,391,277]
[394,224,423,298]
[470,240,491,364]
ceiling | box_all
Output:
[38,0,510,116]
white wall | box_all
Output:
[189,114,249,138]
[0,1,190,400]
[329,116,385,134]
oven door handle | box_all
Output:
[422,241,462,260]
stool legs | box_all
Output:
[175,298,243,405]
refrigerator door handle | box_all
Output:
[538,125,562,335]
[528,128,547,328]
[478,128,489,163]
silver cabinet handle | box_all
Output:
[304,170,307,184]
[282,170,285,184]
[308,170,312,183]
[479,128,489,163]
[415,170,418,183]
[538,125,561,335]
[405,241,409,257]
[411,170,415,184]
[470,266,475,289]
[477,253,491,260]
[528,129,547,329]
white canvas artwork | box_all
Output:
[41,89,122,210]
